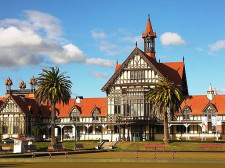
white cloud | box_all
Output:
[89,71,108,79]
[50,44,85,64]
[160,32,186,46]
[91,30,107,39]
[0,10,114,68]
[24,10,62,40]
[209,40,225,51]
[0,26,42,47]
[85,58,116,67]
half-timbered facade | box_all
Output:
[1,16,225,142]
[101,15,188,141]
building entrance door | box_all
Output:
[132,132,140,141]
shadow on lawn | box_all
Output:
[0,163,31,168]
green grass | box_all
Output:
[2,141,225,152]
[115,141,225,151]
[0,162,225,168]
[0,140,99,152]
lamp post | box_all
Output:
[71,112,78,151]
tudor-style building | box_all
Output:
[101,15,188,141]
[1,16,225,142]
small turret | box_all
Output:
[19,80,26,89]
[207,83,215,101]
[5,77,13,91]
[142,14,157,60]
[29,76,37,91]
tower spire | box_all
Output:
[142,15,157,60]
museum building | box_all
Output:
[0,16,224,142]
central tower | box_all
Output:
[142,15,156,60]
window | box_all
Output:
[182,108,191,120]
[3,118,8,134]
[13,126,19,134]
[204,105,216,121]
[3,126,8,134]
[114,97,121,115]
[130,71,145,80]
[92,107,100,121]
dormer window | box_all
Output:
[69,106,80,122]
[182,106,191,120]
[203,104,217,121]
[91,107,100,121]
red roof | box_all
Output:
[142,16,156,38]
[55,99,76,117]
[158,62,184,85]
[180,95,225,115]
[75,98,107,117]
[13,138,29,142]
[0,95,107,118]
[115,64,122,73]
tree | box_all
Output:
[35,67,72,146]
[32,125,48,141]
[147,78,183,144]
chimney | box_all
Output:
[76,96,83,103]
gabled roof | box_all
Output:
[158,62,184,85]
[75,98,107,117]
[54,99,76,117]
[90,106,101,115]
[108,47,185,91]
[181,105,192,112]
[102,47,165,91]
[202,102,218,113]
[180,95,225,115]
[0,95,106,118]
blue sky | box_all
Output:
[0,0,225,97]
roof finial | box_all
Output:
[135,41,137,48]
[116,59,118,65]
[148,14,150,20]
[158,58,160,63]
[183,56,185,62]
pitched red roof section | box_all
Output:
[180,95,225,115]
[158,62,184,85]
[55,99,76,117]
[0,95,106,118]
[142,15,156,38]
[114,64,121,73]
[75,98,107,117]
[0,97,6,106]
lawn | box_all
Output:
[115,141,225,151]
[0,140,99,151]
[0,162,225,168]
[1,141,225,152]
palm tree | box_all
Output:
[35,67,72,146]
[147,78,183,144]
